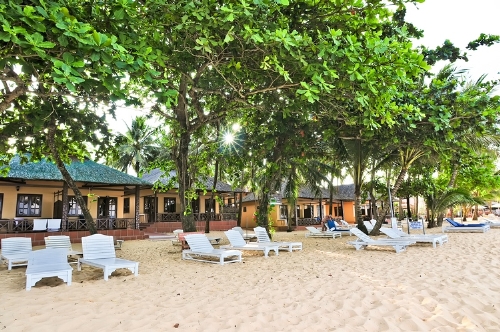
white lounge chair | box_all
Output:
[45,235,82,264]
[253,227,302,252]
[325,222,352,235]
[379,227,448,248]
[1,237,32,270]
[47,219,62,232]
[481,218,500,228]
[443,218,490,233]
[231,226,256,241]
[339,220,356,229]
[25,248,73,291]
[363,220,374,232]
[305,227,341,239]
[221,230,279,257]
[78,234,139,280]
[32,219,47,231]
[348,228,416,253]
[182,234,242,265]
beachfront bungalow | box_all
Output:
[239,184,356,230]
[0,155,152,244]
[139,169,244,233]
[0,157,243,244]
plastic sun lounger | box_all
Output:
[231,226,257,241]
[379,227,448,248]
[305,227,342,239]
[221,230,279,257]
[78,234,139,281]
[253,227,303,252]
[348,228,416,253]
[182,234,242,265]
[1,237,32,270]
[443,218,490,233]
[25,248,72,291]
[45,235,83,264]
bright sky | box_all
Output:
[405,0,500,82]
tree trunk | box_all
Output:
[47,123,96,234]
[175,131,196,232]
[205,159,219,233]
[173,76,196,232]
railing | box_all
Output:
[0,218,137,233]
[156,212,238,222]
[297,218,322,226]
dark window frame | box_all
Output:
[123,197,130,214]
[163,197,176,213]
[68,196,88,216]
[279,205,288,219]
[16,194,42,217]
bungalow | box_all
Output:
[0,157,242,244]
[0,156,151,244]
[240,184,357,229]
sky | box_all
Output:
[107,0,500,134]
[405,0,500,82]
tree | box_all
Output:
[107,116,158,176]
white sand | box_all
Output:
[1,227,500,331]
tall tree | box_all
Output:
[107,116,158,176]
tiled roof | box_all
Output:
[2,156,149,186]
[242,184,355,202]
[142,168,243,192]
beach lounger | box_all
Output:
[348,228,416,253]
[325,222,352,235]
[182,234,242,265]
[305,226,342,239]
[231,226,257,241]
[222,230,279,257]
[45,235,82,264]
[32,219,47,231]
[78,234,139,280]
[254,227,302,252]
[47,219,62,232]
[1,237,32,270]
[482,218,500,228]
[25,248,72,291]
[443,218,490,233]
[339,220,355,228]
[379,227,448,248]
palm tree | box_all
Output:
[107,116,158,176]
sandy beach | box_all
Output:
[1,226,500,331]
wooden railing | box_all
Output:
[156,212,238,222]
[0,218,137,233]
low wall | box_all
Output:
[0,229,146,248]
[143,220,237,233]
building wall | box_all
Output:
[0,181,141,219]
[240,199,356,228]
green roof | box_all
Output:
[2,156,150,186]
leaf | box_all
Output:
[63,52,75,64]
[58,35,68,47]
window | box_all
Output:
[334,206,343,217]
[123,198,130,214]
[164,197,176,213]
[68,196,88,216]
[243,207,246,212]
[279,205,288,219]
[17,194,42,217]
[98,197,117,218]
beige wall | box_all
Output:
[240,199,356,228]
[0,181,140,219]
